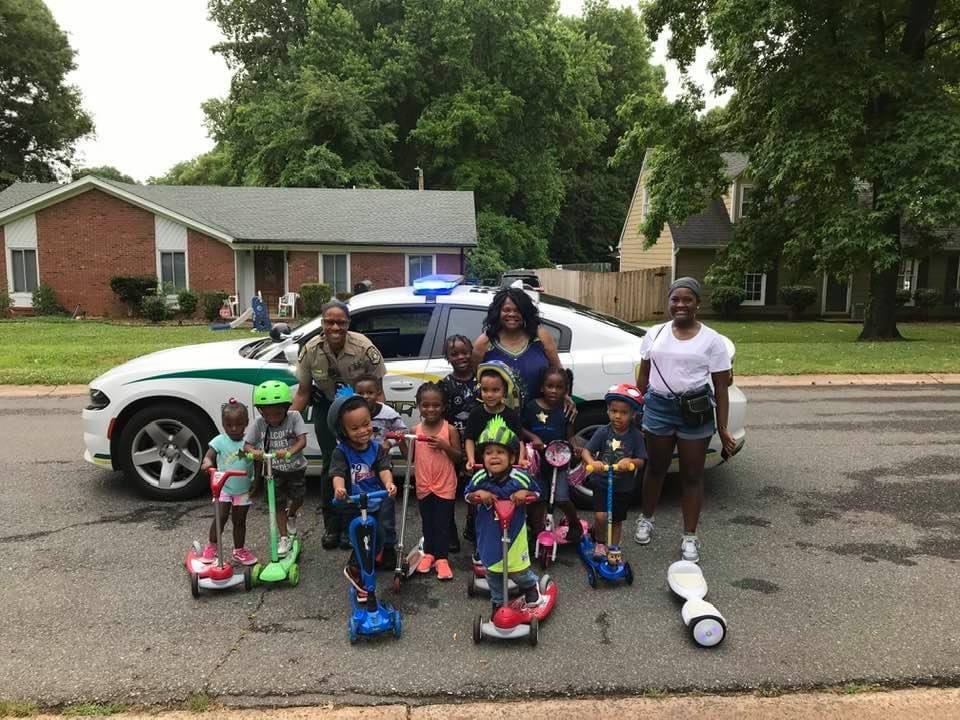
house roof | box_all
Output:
[720,152,749,179]
[0,177,478,248]
[668,198,733,249]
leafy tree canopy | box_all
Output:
[71,165,137,184]
[0,0,93,188]
[618,0,960,339]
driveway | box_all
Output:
[1,386,958,705]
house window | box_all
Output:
[159,251,187,290]
[739,185,756,219]
[641,187,650,216]
[742,271,766,306]
[322,254,349,295]
[407,255,434,284]
[10,249,38,293]
[897,258,919,305]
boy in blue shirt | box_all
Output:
[464,415,541,611]
[582,384,647,558]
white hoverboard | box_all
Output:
[667,560,727,648]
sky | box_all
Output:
[46,0,720,183]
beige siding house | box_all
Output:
[618,150,960,319]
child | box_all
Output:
[199,399,257,565]
[581,384,647,558]
[327,392,397,596]
[465,416,542,610]
[412,382,461,580]
[439,334,480,545]
[354,374,407,566]
[521,367,582,545]
[243,380,308,558]
[464,362,525,470]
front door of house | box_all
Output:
[254,250,285,314]
[823,274,849,314]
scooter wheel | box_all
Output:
[349,620,359,645]
[473,615,483,644]
[691,617,726,648]
[624,562,634,586]
[250,564,262,586]
[528,617,539,647]
[189,572,200,599]
[287,563,300,587]
[538,547,551,571]
[467,577,477,598]
[393,611,402,638]
[393,575,402,593]
[243,566,253,592]
[586,567,597,589]
[539,574,552,592]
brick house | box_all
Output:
[0,175,477,317]
[619,150,960,318]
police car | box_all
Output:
[82,275,747,499]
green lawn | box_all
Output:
[0,318,254,385]
[707,321,960,375]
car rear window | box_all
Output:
[540,293,647,338]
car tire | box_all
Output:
[117,402,215,500]
[569,406,607,512]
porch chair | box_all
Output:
[278,291,298,319]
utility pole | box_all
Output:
[414,165,424,191]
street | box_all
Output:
[1,385,959,705]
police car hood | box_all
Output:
[90,338,257,386]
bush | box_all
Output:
[895,289,912,306]
[300,283,332,317]
[200,291,229,323]
[913,288,941,308]
[140,294,170,322]
[110,275,158,316]
[779,284,818,321]
[0,292,11,318]
[176,289,199,318]
[335,290,353,302]
[32,284,65,315]
[709,285,746,319]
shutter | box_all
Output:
[764,265,779,305]
[917,258,929,289]
[946,255,960,305]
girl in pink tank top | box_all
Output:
[413,382,462,580]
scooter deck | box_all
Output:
[667,560,707,600]
[578,535,632,583]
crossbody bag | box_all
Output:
[648,325,715,427]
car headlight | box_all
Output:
[87,388,110,410]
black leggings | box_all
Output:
[419,494,454,560]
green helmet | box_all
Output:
[253,380,293,406]
[476,414,519,454]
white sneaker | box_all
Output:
[681,535,700,563]
[634,517,654,545]
[287,514,298,536]
[278,536,291,556]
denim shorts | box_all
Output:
[642,388,716,440]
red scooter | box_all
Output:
[471,495,557,646]
[184,469,253,597]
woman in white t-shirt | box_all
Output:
[633,277,737,563]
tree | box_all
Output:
[72,166,137,184]
[147,146,235,185]
[622,0,960,339]
[0,0,93,188]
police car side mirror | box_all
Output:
[283,344,300,366]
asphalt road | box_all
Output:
[1,386,959,705]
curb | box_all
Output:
[0,384,89,398]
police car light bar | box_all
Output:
[412,274,464,296]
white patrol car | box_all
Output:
[82,276,747,500]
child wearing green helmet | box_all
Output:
[243,380,308,557]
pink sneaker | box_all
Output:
[417,553,436,574]
[592,542,607,560]
[200,543,217,563]
[435,558,453,581]
[232,547,257,566]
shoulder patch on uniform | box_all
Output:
[366,345,383,365]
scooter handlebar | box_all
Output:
[331,489,390,506]
[585,462,636,473]
[207,468,247,497]
[384,432,418,442]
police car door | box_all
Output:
[348,305,441,435]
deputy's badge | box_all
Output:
[366,345,383,366]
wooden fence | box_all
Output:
[536,266,671,322]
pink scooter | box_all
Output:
[184,469,253,597]
[534,440,589,569]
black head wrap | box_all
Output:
[668,276,701,300]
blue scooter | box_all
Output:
[334,489,402,644]
[578,459,636,588]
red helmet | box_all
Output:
[604,383,644,412]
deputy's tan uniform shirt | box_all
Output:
[296,330,386,401]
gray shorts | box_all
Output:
[274,468,306,507]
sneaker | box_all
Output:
[417,553,436,574]
[565,521,583,544]
[523,587,541,606]
[634,516,654,545]
[200,543,217,563]
[681,535,700,563]
[380,545,397,570]
[321,530,340,550]
[343,564,368,601]
[592,542,607,559]
[286,514,298,536]
[232,547,258,566]
[435,558,453,581]
[278,536,291,556]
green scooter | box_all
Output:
[250,451,301,586]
